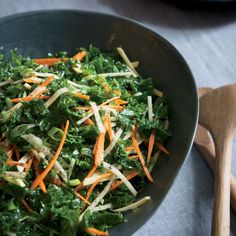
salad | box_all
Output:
[0,46,171,236]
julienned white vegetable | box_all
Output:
[123,131,132,140]
[22,134,68,182]
[22,134,50,155]
[88,176,116,211]
[153,88,163,97]
[90,102,105,133]
[147,96,154,122]
[44,87,69,108]
[149,151,160,173]
[3,171,27,178]
[34,72,58,79]
[68,158,76,179]
[76,111,94,126]
[98,72,133,78]
[17,154,31,172]
[3,176,25,187]
[92,203,113,212]
[103,162,137,196]
[0,79,13,87]
[116,47,139,77]
[83,172,115,186]
[112,196,151,212]
[67,80,89,89]
[104,128,123,157]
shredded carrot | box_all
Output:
[33,158,47,193]
[99,96,120,106]
[85,118,95,126]
[40,76,54,88]
[101,83,110,91]
[31,120,69,189]
[74,92,90,100]
[6,160,28,168]
[11,96,44,103]
[74,106,91,111]
[132,126,153,182]
[75,191,91,205]
[6,148,14,160]
[106,113,113,142]
[157,142,170,155]
[147,129,156,163]
[104,105,124,111]
[94,132,105,166]
[115,99,128,105]
[21,199,33,214]
[86,172,113,201]
[74,165,98,192]
[113,90,121,96]
[38,95,50,100]
[84,227,108,236]
[12,144,20,161]
[125,146,135,152]
[25,159,33,173]
[23,77,42,84]
[128,155,139,159]
[34,58,67,66]
[73,51,87,61]
[110,171,138,191]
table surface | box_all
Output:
[1,0,236,235]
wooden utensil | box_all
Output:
[199,84,236,236]
[195,88,236,213]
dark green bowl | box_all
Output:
[0,10,198,235]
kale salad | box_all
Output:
[0,46,171,236]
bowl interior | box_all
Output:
[0,10,198,235]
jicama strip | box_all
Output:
[91,203,113,212]
[123,131,132,140]
[76,111,94,126]
[3,176,25,187]
[24,83,32,90]
[0,79,13,87]
[104,128,123,157]
[87,175,115,211]
[112,196,151,212]
[98,71,133,78]
[31,120,69,189]
[83,172,114,186]
[153,88,163,97]
[147,96,154,121]
[68,158,76,179]
[90,102,105,133]
[34,72,59,79]
[117,47,139,76]
[3,171,27,178]
[17,154,31,172]
[44,87,69,108]
[103,162,137,196]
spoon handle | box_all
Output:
[212,133,232,236]
[194,125,236,212]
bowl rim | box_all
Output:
[0,9,199,234]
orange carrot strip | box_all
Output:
[75,192,91,205]
[84,118,95,126]
[33,158,47,193]
[129,155,139,159]
[38,95,50,100]
[25,159,33,173]
[6,160,28,168]
[104,105,124,111]
[94,132,105,166]
[132,126,153,182]
[73,51,87,61]
[40,76,54,88]
[157,142,170,155]
[12,144,20,161]
[74,92,90,100]
[6,148,14,160]
[74,106,92,111]
[34,58,67,66]
[116,99,128,105]
[86,173,113,201]
[21,199,33,214]
[74,165,98,192]
[106,113,113,142]
[101,83,110,91]
[147,129,156,163]
[125,146,135,152]
[31,120,69,189]
[84,227,108,236]
[110,171,138,191]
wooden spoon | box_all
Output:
[195,88,236,213]
[199,84,236,236]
